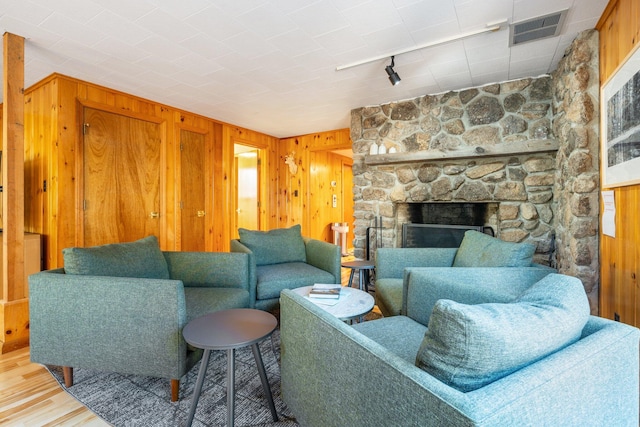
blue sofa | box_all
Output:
[375,230,556,317]
[231,225,341,311]
[280,271,640,426]
[29,236,251,401]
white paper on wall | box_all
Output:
[602,190,616,238]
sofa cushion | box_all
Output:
[452,230,535,267]
[63,235,170,279]
[353,316,427,364]
[256,262,335,300]
[239,225,306,266]
[415,273,590,392]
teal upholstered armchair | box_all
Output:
[230,225,341,311]
[375,230,556,317]
[280,273,640,426]
[29,236,251,402]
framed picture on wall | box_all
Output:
[601,42,640,188]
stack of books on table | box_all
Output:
[308,284,342,302]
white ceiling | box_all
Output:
[0,0,607,138]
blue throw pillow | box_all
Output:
[415,273,590,392]
[63,235,170,279]
[452,230,536,267]
[238,225,306,266]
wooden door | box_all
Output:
[83,108,161,246]
[309,151,344,242]
[180,129,206,251]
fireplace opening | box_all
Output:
[396,202,498,248]
[402,223,491,248]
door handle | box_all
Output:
[197,210,206,217]
[149,212,160,218]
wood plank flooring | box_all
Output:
[0,346,108,426]
[0,252,369,426]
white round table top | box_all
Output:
[292,285,374,321]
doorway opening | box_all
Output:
[234,144,261,234]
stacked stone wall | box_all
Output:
[352,77,557,266]
[551,29,600,312]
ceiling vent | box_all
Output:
[509,9,568,46]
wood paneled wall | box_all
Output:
[20,73,279,269]
[17,73,351,270]
[597,0,640,326]
[277,130,352,240]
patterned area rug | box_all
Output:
[47,329,299,427]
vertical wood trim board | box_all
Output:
[2,33,28,353]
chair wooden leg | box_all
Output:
[62,366,74,387]
[171,379,180,402]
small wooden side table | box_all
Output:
[183,308,278,427]
[341,260,375,292]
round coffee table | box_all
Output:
[182,308,278,427]
[292,286,374,323]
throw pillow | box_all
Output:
[452,230,536,267]
[238,225,306,266]
[415,273,590,392]
[63,235,170,279]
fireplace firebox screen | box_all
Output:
[401,223,493,248]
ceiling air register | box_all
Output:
[509,10,568,46]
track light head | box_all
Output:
[385,56,401,86]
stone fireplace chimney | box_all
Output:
[350,30,600,313]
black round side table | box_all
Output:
[341,260,375,292]
[182,308,278,427]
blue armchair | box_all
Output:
[29,236,251,402]
[231,225,341,311]
[375,230,555,317]
[280,272,640,426]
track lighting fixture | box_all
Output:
[336,21,505,72]
[385,56,401,86]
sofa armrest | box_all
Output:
[29,269,190,380]
[402,267,554,325]
[463,316,640,426]
[230,238,253,261]
[279,289,469,427]
[375,247,458,279]
[231,239,257,305]
[303,238,341,284]
[281,289,640,427]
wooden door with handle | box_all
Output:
[82,107,162,247]
[179,129,207,252]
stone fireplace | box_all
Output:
[356,150,558,265]
[350,30,600,313]
[396,202,498,248]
